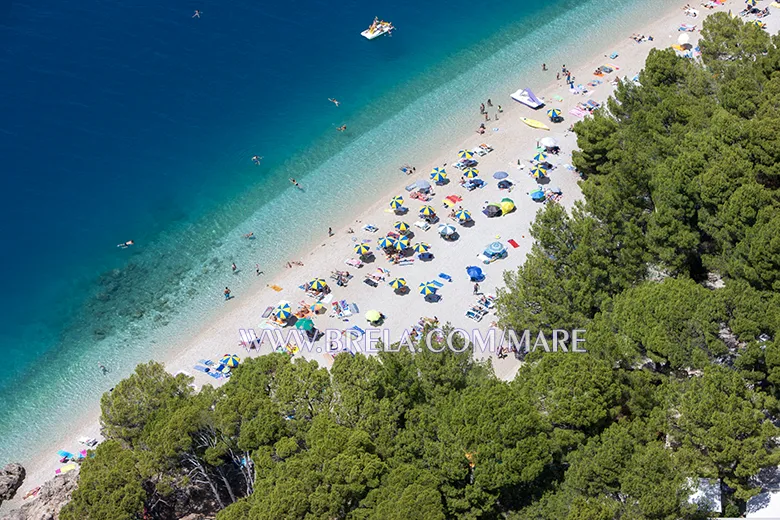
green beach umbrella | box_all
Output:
[530,165,547,179]
[458,149,474,159]
[365,310,382,322]
[354,243,371,256]
[547,108,562,119]
[413,242,431,253]
[419,282,437,296]
[419,205,436,216]
[532,150,547,162]
[390,196,404,209]
[274,303,292,320]
[395,235,411,250]
[462,167,479,178]
[455,209,472,222]
[295,318,314,331]
[394,221,410,233]
[309,278,328,291]
[378,236,397,249]
[389,277,407,290]
[221,354,240,368]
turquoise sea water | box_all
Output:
[0,0,675,463]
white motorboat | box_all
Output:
[510,88,545,109]
[361,17,394,39]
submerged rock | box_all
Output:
[0,463,25,504]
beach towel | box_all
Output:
[432,280,444,288]
[609,52,619,59]
[438,273,452,282]
[508,239,520,248]
[569,108,587,118]
[269,285,283,292]
[553,95,564,102]
[351,325,366,335]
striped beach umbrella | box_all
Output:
[458,149,474,159]
[462,167,479,178]
[547,108,562,119]
[310,302,326,313]
[395,235,411,250]
[455,209,472,222]
[309,278,328,291]
[746,0,757,5]
[753,19,765,27]
[274,303,292,320]
[414,242,431,253]
[389,277,407,290]
[419,205,436,216]
[221,354,240,368]
[419,282,438,296]
[394,221,410,233]
[430,170,447,183]
[530,165,547,179]
[438,223,456,236]
[378,236,397,249]
[430,166,446,177]
[532,150,548,162]
[390,196,404,209]
[354,243,371,256]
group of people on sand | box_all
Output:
[630,33,654,43]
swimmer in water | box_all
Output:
[290,178,301,188]
[252,155,263,165]
[117,240,134,249]
[193,10,201,18]
[328,98,341,107]
[243,232,254,239]
[337,125,347,132]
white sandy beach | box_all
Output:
[2,0,766,512]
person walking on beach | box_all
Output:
[487,99,492,107]
[473,282,480,295]
[231,262,237,273]
[480,103,485,114]
[497,105,502,113]
[484,112,489,122]
[328,227,333,237]
[224,287,231,300]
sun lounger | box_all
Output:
[364,278,378,287]
[466,309,483,322]
[207,371,222,380]
[261,306,273,318]
[79,437,98,447]
[198,359,214,366]
[194,365,209,373]
[363,224,379,233]
[351,325,366,335]
[474,146,488,157]
[431,280,444,288]
[479,143,493,153]
[569,108,587,118]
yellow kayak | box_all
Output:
[520,117,550,130]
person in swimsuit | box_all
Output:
[117,240,134,249]
[252,155,263,165]
[328,98,340,107]
[290,178,302,188]
[193,10,201,18]
[337,124,347,132]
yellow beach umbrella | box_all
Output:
[463,167,479,178]
[530,165,547,179]
[388,277,407,290]
[395,236,411,250]
[274,303,292,320]
[455,209,472,222]
[419,282,437,296]
[354,243,371,256]
[390,196,404,209]
[458,149,474,159]
[378,236,397,249]
[419,205,436,216]
[309,278,328,291]
[221,354,240,368]
[414,242,431,253]
[394,221,410,233]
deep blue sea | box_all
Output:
[0,0,674,463]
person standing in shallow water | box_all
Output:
[224,287,231,300]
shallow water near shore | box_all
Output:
[0,0,675,463]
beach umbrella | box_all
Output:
[458,149,474,159]
[746,0,757,5]
[540,137,558,148]
[394,221,410,233]
[498,180,513,189]
[753,19,765,27]
[486,241,506,255]
[532,150,548,163]
[354,243,371,256]
[395,235,411,250]
[530,189,546,201]
[419,282,438,296]
[500,198,515,214]
[438,223,456,236]
[221,354,241,368]
[493,171,508,179]
[295,318,314,331]
[677,33,690,44]
[547,108,562,119]
[390,196,404,209]
[310,302,326,313]
[378,236,397,249]
[466,265,483,281]
[430,171,447,183]
[548,185,562,194]
[463,167,479,178]
[274,303,292,320]
[430,166,446,176]
[413,179,432,191]
[365,310,382,323]
[309,278,328,291]
[388,277,407,290]
[530,165,547,179]
[484,203,502,217]
[414,242,431,253]
[419,205,436,216]
[455,209,472,222]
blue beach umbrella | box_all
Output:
[493,171,508,179]
[486,242,506,255]
[430,167,446,177]
[530,165,547,179]
[420,205,436,216]
[532,150,547,162]
[394,221,410,233]
[390,196,404,209]
[414,242,431,253]
[354,243,371,256]
[746,0,757,6]
[389,277,407,290]
[309,278,328,291]
[221,354,240,368]
[463,167,479,178]
[455,209,472,222]
[458,149,474,159]
[395,235,411,250]
[547,108,562,119]
[274,303,292,320]
[438,223,456,236]
[419,282,437,296]
[431,171,447,183]
[530,189,546,201]
[466,265,483,281]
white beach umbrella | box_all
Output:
[677,33,690,45]
[540,137,558,149]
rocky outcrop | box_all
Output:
[1,471,77,520]
[178,514,215,520]
[0,464,25,505]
